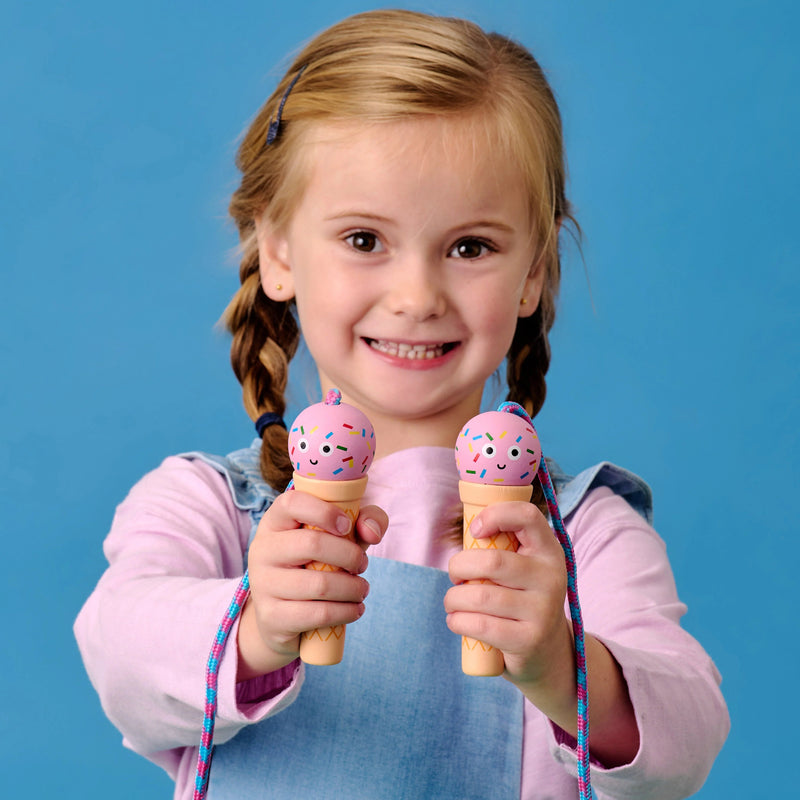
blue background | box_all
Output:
[2,1,797,797]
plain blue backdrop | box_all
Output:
[2,1,797,797]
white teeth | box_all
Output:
[369,340,446,359]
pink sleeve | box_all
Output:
[74,456,303,778]
[544,486,729,799]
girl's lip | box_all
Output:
[362,337,460,369]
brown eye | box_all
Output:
[346,232,383,253]
[449,238,493,259]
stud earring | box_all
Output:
[276,284,283,291]
[520,297,528,306]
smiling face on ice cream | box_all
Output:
[455,410,541,485]
[288,396,376,480]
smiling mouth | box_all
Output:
[365,339,457,360]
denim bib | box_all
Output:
[207,556,523,799]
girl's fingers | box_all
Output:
[444,608,525,653]
[252,495,389,571]
[448,544,564,591]
[469,501,555,552]
[264,528,369,574]
[269,599,367,636]
[448,548,519,587]
[264,564,370,604]
[451,501,565,587]
[445,606,574,674]
[444,579,560,623]
[264,489,360,538]
[444,577,571,656]
[354,504,389,548]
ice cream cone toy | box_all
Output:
[455,406,542,676]
[454,401,593,796]
[288,388,376,665]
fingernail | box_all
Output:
[363,518,381,538]
[336,515,352,535]
[470,517,483,536]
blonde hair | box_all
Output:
[225,9,576,490]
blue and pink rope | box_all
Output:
[193,572,251,800]
[539,457,592,798]
[499,401,592,799]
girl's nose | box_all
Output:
[385,258,447,321]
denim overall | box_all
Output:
[182,442,651,799]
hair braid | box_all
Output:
[507,305,554,420]
[223,243,299,492]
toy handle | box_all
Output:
[293,473,368,665]
[459,481,533,676]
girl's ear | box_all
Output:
[518,254,547,319]
[519,220,561,319]
[254,213,294,301]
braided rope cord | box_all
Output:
[193,572,251,800]
[538,459,593,800]
[496,401,592,799]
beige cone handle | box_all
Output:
[459,480,533,676]
[293,473,368,666]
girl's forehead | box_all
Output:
[296,116,527,214]
[305,115,507,167]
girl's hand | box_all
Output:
[446,502,641,766]
[237,489,388,681]
[444,502,576,712]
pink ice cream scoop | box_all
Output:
[455,409,542,485]
[288,389,375,480]
[287,389,376,666]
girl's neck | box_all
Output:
[314,377,485,459]
[361,398,482,460]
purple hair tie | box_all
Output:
[255,412,286,436]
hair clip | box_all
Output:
[266,65,308,145]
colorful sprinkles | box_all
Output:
[457,423,540,484]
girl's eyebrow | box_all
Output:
[324,211,517,235]
[452,219,517,235]
[324,211,393,223]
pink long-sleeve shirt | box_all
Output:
[75,446,728,799]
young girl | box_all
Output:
[75,9,728,799]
